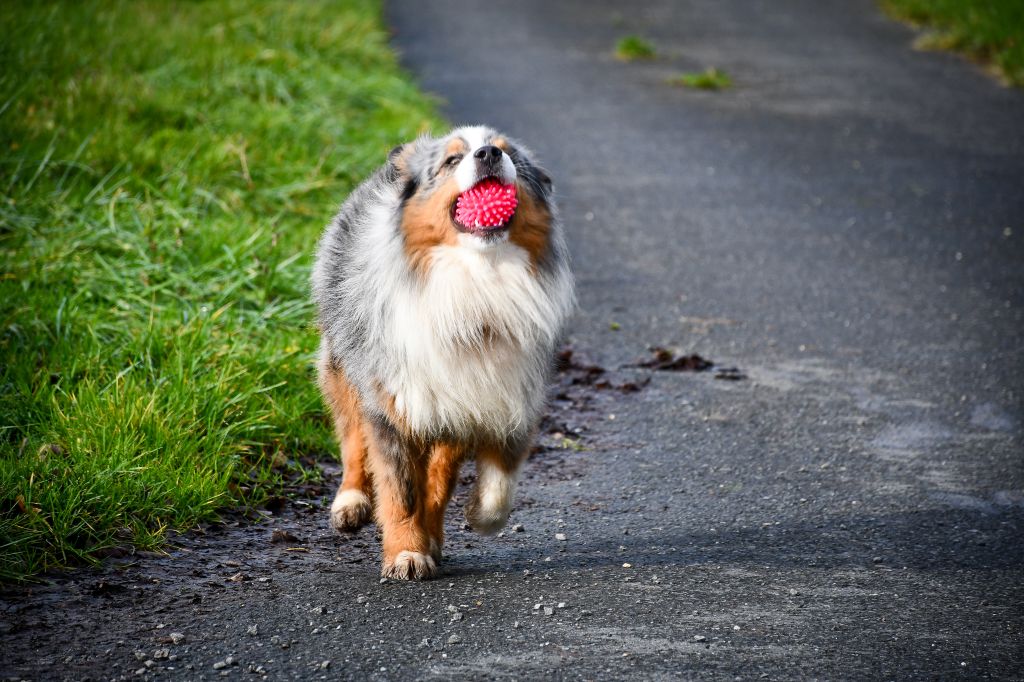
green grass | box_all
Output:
[615,36,657,61]
[669,68,733,91]
[881,0,1024,85]
[0,0,443,581]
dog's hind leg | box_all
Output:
[465,435,530,535]
[366,422,437,580]
[318,351,373,532]
[423,442,466,563]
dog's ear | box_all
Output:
[386,142,415,182]
[386,142,420,202]
[388,143,407,166]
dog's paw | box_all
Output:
[329,489,372,533]
[464,496,510,536]
[465,461,516,535]
[381,551,438,581]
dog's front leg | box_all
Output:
[423,442,466,563]
[465,434,530,535]
[366,421,437,580]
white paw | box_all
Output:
[465,498,511,535]
[465,463,516,535]
[382,551,438,581]
[329,489,372,532]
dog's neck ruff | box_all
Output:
[348,202,571,441]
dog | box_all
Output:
[311,125,574,579]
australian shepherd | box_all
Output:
[311,126,574,580]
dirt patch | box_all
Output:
[627,347,747,381]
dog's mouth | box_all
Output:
[451,177,518,236]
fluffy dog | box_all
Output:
[311,126,574,579]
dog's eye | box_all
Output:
[444,155,463,167]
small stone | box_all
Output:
[143,660,155,668]
[872,556,883,564]
[169,633,186,645]
[310,606,324,615]
[543,606,554,616]
[134,651,147,661]
[319,660,331,670]
[450,611,463,622]
[512,524,524,532]
[694,635,707,642]
[447,634,462,645]
[789,589,799,595]
[246,625,258,636]
[152,649,170,660]
[513,621,520,629]
[622,563,632,568]
[225,656,236,666]
[270,529,300,544]
[533,603,541,610]
[557,602,566,609]
[356,595,368,604]
[555,533,567,541]
[213,661,227,670]
[135,668,145,676]
[417,638,431,648]
[228,572,246,582]
[270,636,281,645]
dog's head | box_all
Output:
[386,126,555,270]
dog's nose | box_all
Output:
[473,145,503,164]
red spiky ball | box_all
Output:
[454,179,518,228]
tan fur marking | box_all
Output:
[400,176,461,276]
[363,428,434,577]
[508,184,552,269]
[491,137,508,151]
[445,138,468,157]
[318,362,373,500]
[423,443,466,560]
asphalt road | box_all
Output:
[3,0,1023,680]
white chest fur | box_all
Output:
[385,236,571,438]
